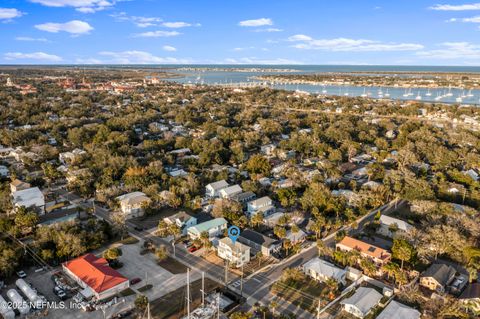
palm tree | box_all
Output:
[382,262,399,281]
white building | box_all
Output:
[246,196,274,218]
[303,258,347,285]
[59,148,87,165]
[377,215,413,238]
[219,184,242,199]
[12,187,45,214]
[260,144,276,156]
[187,218,228,239]
[205,180,229,198]
[217,237,250,268]
[163,211,197,235]
[116,192,151,219]
[340,287,382,318]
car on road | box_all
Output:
[183,240,192,249]
[16,270,27,278]
[129,278,142,285]
[112,310,133,318]
[133,225,144,231]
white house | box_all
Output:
[205,180,229,198]
[303,258,347,285]
[376,301,420,319]
[0,165,9,177]
[163,211,197,235]
[377,215,413,238]
[247,196,274,218]
[285,229,307,243]
[59,148,87,165]
[219,184,242,199]
[260,144,276,156]
[340,287,382,318]
[10,179,31,193]
[12,187,45,214]
[187,218,228,239]
[116,192,151,219]
[217,237,250,268]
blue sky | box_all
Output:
[1,0,480,65]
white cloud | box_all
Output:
[15,36,48,42]
[416,42,480,60]
[134,30,181,38]
[430,3,480,11]
[162,22,191,28]
[239,18,273,27]
[462,15,480,22]
[111,12,163,27]
[4,51,62,62]
[253,28,282,32]
[288,35,423,52]
[288,34,313,41]
[98,50,189,64]
[30,0,115,13]
[162,45,177,52]
[0,8,23,20]
[35,20,93,34]
[75,57,102,64]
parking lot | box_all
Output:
[118,240,201,300]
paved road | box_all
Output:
[58,188,405,318]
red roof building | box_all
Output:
[63,253,129,300]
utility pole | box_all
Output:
[201,272,205,308]
[317,299,321,319]
[224,261,228,286]
[187,268,190,319]
[217,293,220,319]
[240,262,244,297]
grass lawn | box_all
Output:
[138,284,153,292]
[150,278,220,319]
[157,256,188,274]
[271,278,336,313]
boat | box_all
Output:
[425,89,432,97]
[384,89,390,97]
[446,86,453,97]
[415,92,422,100]
[456,95,463,103]
[467,89,474,97]
[403,88,409,97]
[361,88,367,97]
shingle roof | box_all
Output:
[460,283,480,300]
[376,301,421,319]
[341,287,382,315]
[421,263,456,286]
[207,180,229,191]
[238,229,278,247]
[303,258,346,282]
[379,215,413,232]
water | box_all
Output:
[160,64,480,105]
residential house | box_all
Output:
[59,148,87,165]
[464,169,479,181]
[10,179,31,193]
[420,263,456,293]
[0,165,8,177]
[260,144,276,156]
[376,301,421,319]
[231,191,256,204]
[246,196,274,218]
[377,215,413,238]
[336,236,391,266]
[205,180,229,198]
[340,287,382,318]
[217,237,250,268]
[116,192,151,219]
[188,218,228,240]
[163,211,197,235]
[63,253,129,300]
[168,168,188,178]
[12,187,45,214]
[219,184,242,199]
[285,229,307,243]
[303,258,347,285]
[238,229,280,257]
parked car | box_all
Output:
[183,241,192,249]
[129,277,142,285]
[188,246,198,253]
[16,270,27,278]
[133,225,144,231]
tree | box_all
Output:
[382,262,400,281]
[392,238,415,270]
[103,247,122,261]
[276,188,296,207]
[155,245,168,262]
[250,212,264,229]
[230,312,251,319]
[134,295,148,311]
[274,226,286,240]
[14,206,39,234]
[157,220,169,237]
[245,154,271,176]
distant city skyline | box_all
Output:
[1,0,480,65]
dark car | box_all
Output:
[129,278,142,285]
[133,226,144,231]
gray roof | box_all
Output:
[379,215,413,232]
[421,263,456,286]
[303,258,346,282]
[188,218,227,235]
[207,180,229,191]
[341,287,382,316]
[238,229,278,247]
[376,301,420,319]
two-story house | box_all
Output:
[116,192,151,219]
[217,237,250,268]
